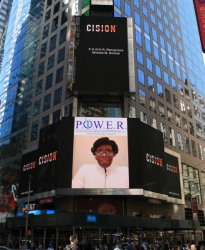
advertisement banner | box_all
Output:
[194,0,205,52]
[72,117,129,188]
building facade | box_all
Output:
[0,0,205,248]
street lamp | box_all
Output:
[25,174,31,241]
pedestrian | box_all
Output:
[30,242,37,250]
[48,245,54,250]
[103,243,108,250]
[127,241,134,250]
[38,245,43,250]
[68,235,80,250]
[114,240,123,250]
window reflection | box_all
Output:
[149,96,156,112]
[180,100,186,113]
[129,106,136,118]
[158,101,165,118]
[177,132,183,150]
[191,140,197,157]
[157,82,163,97]
[140,111,147,124]
[139,89,146,106]
[189,122,194,136]
[169,127,175,146]
[160,123,167,141]
[167,107,173,122]
[150,117,157,129]
[175,113,180,127]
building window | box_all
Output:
[36,80,43,95]
[187,105,192,118]
[150,117,157,129]
[52,16,58,32]
[138,68,145,85]
[145,37,151,54]
[47,0,52,8]
[175,113,180,127]
[169,58,174,73]
[148,76,154,92]
[142,5,148,17]
[40,42,47,58]
[140,111,147,124]
[155,64,161,78]
[137,49,143,65]
[33,99,41,116]
[152,28,157,42]
[53,2,60,14]
[157,82,163,98]
[191,140,197,157]
[160,123,167,141]
[160,35,165,49]
[114,0,121,9]
[171,77,176,90]
[45,9,51,21]
[134,0,139,9]
[61,10,68,25]
[42,115,49,128]
[158,21,163,32]
[167,107,173,122]
[38,61,45,76]
[189,122,194,136]
[125,2,131,17]
[162,52,167,67]
[146,57,153,72]
[31,121,39,141]
[64,104,73,117]
[56,66,64,83]
[54,87,62,105]
[154,45,159,61]
[198,144,203,160]
[173,94,179,109]
[144,20,150,35]
[53,109,60,123]
[139,89,146,106]
[129,106,136,118]
[45,73,53,90]
[178,83,183,96]
[158,101,165,118]
[169,127,176,146]
[182,117,188,132]
[58,47,65,63]
[165,88,171,103]
[43,24,49,39]
[150,14,156,25]
[163,71,169,86]
[47,54,55,70]
[59,27,67,45]
[50,35,57,51]
[184,137,191,154]
[136,29,142,46]
[180,100,186,114]
[149,96,156,112]
[43,93,51,111]
[177,132,183,150]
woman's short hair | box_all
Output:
[91,137,118,155]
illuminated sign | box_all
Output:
[87,215,96,222]
[194,0,205,52]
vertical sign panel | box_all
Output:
[194,0,205,52]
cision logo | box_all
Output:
[74,117,127,136]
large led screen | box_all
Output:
[72,117,129,188]
[74,16,130,94]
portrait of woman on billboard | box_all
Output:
[72,117,129,189]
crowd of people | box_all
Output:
[17,236,205,250]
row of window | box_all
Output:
[36,65,64,96]
[31,103,72,141]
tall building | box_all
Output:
[0,0,205,248]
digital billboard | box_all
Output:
[18,118,182,204]
[73,16,133,94]
[194,0,205,52]
[72,117,129,188]
[18,122,60,199]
